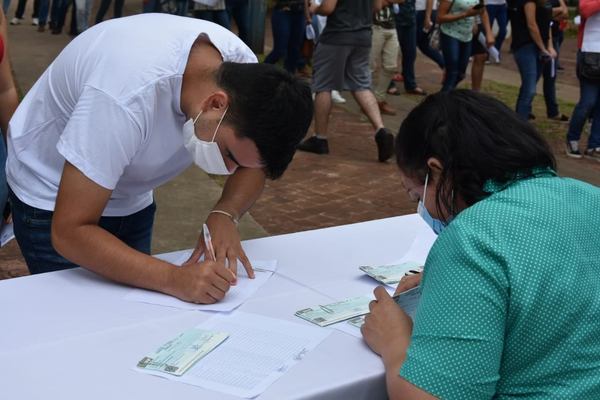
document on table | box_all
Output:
[137,328,229,376]
[136,311,331,399]
[295,295,372,327]
[125,254,278,312]
[334,286,422,338]
[359,261,423,287]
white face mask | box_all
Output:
[182,107,232,175]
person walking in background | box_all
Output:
[193,0,230,29]
[509,0,556,120]
[10,0,39,25]
[0,7,19,222]
[394,0,428,95]
[437,0,482,92]
[416,0,445,70]
[371,1,400,116]
[298,0,396,163]
[75,0,92,33]
[226,0,249,44]
[565,0,600,160]
[486,0,508,58]
[470,10,496,91]
[537,0,569,121]
[264,0,309,74]
[95,0,124,23]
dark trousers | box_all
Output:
[15,0,38,18]
[193,9,230,29]
[95,0,124,23]
[395,19,418,91]
[264,8,305,73]
[226,0,250,45]
[9,188,156,275]
[415,10,445,69]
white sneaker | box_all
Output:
[10,17,22,25]
[331,90,346,104]
[32,17,39,26]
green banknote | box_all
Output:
[137,328,229,376]
[347,315,366,329]
[295,296,372,327]
[359,261,422,285]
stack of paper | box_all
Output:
[359,261,423,287]
[295,295,372,327]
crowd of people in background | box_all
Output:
[1,0,599,163]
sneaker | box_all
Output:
[565,140,583,159]
[378,101,397,116]
[584,147,600,162]
[32,17,39,25]
[331,90,346,104]
[375,128,394,162]
[297,136,329,155]
[10,17,22,25]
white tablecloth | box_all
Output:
[0,214,434,399]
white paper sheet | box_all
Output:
[136,311,332,398]
[125,256,278,312]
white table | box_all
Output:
[0,214,434,399]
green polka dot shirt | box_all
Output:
[400,170,600,399]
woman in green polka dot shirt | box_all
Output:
[361,90,600,399]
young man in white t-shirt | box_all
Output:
[6,14,313,304]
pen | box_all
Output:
[202,223,217,261]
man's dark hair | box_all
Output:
[395,89,556,220]
[216,62,313,179]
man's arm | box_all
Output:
[311,0,338,16]
[52,162,235,304]
[186,167,266,277]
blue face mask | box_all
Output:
[417,173,448,235]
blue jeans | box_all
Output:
[415,10,445,69]
[440,32,471,92]
[226,0,249,45]
[395,19,418,91]
[542,37,561,118]
[567,52,600,149]
[9,189,156,275]
[264,8,305,74]
[486,4,508,52]
[2,0,10,13]
[514,43,542,120]
[0,139,6,220]
[95,0,124,23]
[194,9,230,29]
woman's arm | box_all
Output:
[524,1,549,52]
[437,0,482,24]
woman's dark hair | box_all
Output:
[395,89,556,220]
[216,62,313,180]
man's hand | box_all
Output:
[424,17,433,32]
[185,212,254,281]
[168,260,236,304]
[361,287,413,359]
[486,33,496,48]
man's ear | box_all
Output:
[205,91,229,111]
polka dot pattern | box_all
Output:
[399,171,600,399]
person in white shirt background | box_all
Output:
[5,14,313,304]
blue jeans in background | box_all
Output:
[513,43,542,120]
[194,9,230,29]
[226,0,249,45]
[264,8,305,74]
[95,0,124,23]
[0,140,7,221]
[2,0,10,13]
[440,32,471,92]
[567,52,600,149]
[486,4,508,53]
[415,10,445,69]
[395,19,418,91]
[542,37,562,118]
[9,188,156,275]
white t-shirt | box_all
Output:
[416,0,438,12]
[583,13,600,52]
[7,14,256,216]
[485,0,506,6]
